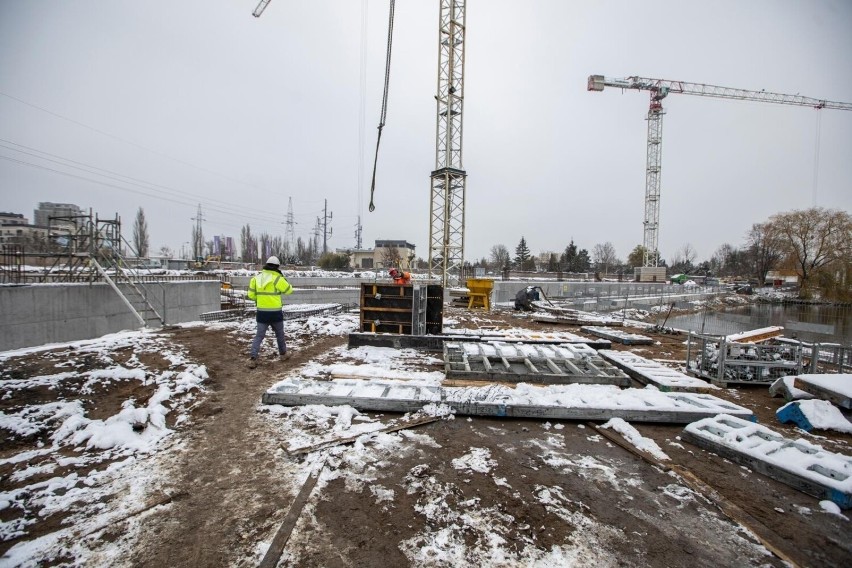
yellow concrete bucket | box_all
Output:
[465,278,493,311]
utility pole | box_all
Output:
[322,198,333,255]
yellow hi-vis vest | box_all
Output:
[248,269,293,311]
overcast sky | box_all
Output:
[1,0,850,264]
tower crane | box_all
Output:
[429,0,467,287]
[588,75,852,270]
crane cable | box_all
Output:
[368,0,395,212]
[812,108,822,207]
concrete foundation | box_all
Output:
[490,280,722,310]
[0,281,220,351]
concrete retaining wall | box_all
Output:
[491,280,722,310]
[0,281,220,351]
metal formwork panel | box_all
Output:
[443,341,630,386]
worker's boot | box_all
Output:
[279,351,292,361]
[247,357,258,369]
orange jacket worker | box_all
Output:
[388,267,412,284]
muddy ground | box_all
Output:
[1,307,850,567]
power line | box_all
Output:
[0,90,270,193]
[0,154,284,228]
[0,138,284,222]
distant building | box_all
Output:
[341,239,416,270]
[0,211,47,247]
[212,235,235,261]
[34,202,85,227]
[0,212,28,226]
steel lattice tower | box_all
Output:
[643,99,664,267]
[428,0,466,287]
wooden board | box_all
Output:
[683,414,852,509]
[262,379,755,424]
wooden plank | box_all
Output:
[258,457,327,568]
[285,415,442,456]
[586,422,800,566]
[725,326,784,343]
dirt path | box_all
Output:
[129,326,347,567]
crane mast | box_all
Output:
[428,0,467,288]
[589,74,852,268]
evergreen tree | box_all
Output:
[514,237,532,270]
[560,240,577,271]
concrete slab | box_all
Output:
[793,374,852,409]
[262,379,755,423]
[599,350,714,393]
[581,326,653,345]
[683,414,852,509]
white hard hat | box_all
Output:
[266,256,280,265]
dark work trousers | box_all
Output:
[250,320,286,358]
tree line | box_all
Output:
[130,205,850,300]
[470,207,851,301]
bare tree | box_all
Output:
[770,207,852,295]
[132,207,149,258]
[240,224,257,263]
[489,244,510,269]
[669,243,697,274]
[592,242,618,274]
[710,243,735,276]
[158,245,173,259]
[381,246,402,268]
[746,223,784,284]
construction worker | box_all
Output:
[247,256,293,368]
[389,267,412,284]
[514,286,540,311]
